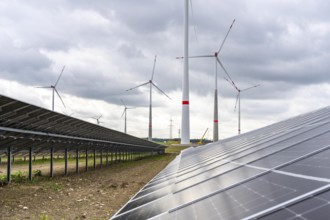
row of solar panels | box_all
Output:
[0,94,165,157]
[111,106,330,219]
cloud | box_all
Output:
[0,0,329,139]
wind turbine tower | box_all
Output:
[181,0,190,144]
[169,118,173,140]
[121,99,134,134]
[225,77,260,134]
[126,55,171,141]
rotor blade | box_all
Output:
[91,116,100,120]
[176,55,214,59]
[217,19,235,54]
[54,65,65,87]
[190,0,199,43]
[35,86,52,89]
[121,109,126,118]
[216,57,239,91]
[98,115,102,120]
[120,99,127,108]
[150,55,157,81]
[54,88,66,108]
[189,55,214,58]
[224,77,238,91]
[234,92,239,112]
[151,82,171,100]
[126,81,149,91]
[241,84,261,92]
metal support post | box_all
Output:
[76,148,79,174]
[50,147,54,178]
[106,148,109,167]
[111,148,113,164]
[85,148,88,172]
[29,147,33,181]
[93,148,96,169]
[64,148,68,176]
[7,146,12,184]
[100,149,103,169]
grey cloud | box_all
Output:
[1,0,329,120]
[117,43,145,58]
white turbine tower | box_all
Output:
[126,55,171,141]
[225,77,260,135]
[120,99,134,134]
[177,19,235,142]
[181,0,190,144]
[36,66,66,111]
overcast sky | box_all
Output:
[1,0,329,140]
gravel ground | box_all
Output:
[0,153,176,220]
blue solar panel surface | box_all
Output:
[111,106,330,220]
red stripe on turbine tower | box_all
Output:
[182,100,189,105]
[214,120,218,123]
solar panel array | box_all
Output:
[0,94,165,157]
[111,106,330,220]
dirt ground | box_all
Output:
[0,153,177,220]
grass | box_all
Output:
[0,153,142,164]
[44,181,62,191]
[165,145,190,154]
[0,170,30,185]
[0,148,187,185]
[0,154,144,172]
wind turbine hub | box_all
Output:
[214,52,218,57]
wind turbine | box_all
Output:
[126,55,171,141]
[92,115,103,125]
[120,99,134,134]
[36,66,66,111]
[225,77,260,135]
[177,19,235,142]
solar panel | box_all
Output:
[259,189,330,219]
[0,94,166,182]
[0,94,165,155]
[111,106,330,220]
